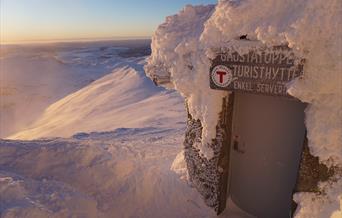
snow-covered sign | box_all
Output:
[210,47,304,97]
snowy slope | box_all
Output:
[0,40,256,217]
[7,57,186,140]
[0,40,150,138]
[1,128,257,218]
[0,128,206,218]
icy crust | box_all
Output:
[202,0,342,165]
[293,174,342,218]
[146,0,341,162]
[0,171,99,218]
[145,4,226,159]
[183,97,231,213]
[202,1,342,216]
[146,0,341,217]
[0,129,218,218]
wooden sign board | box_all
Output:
[210,47,304,97]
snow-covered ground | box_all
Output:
[0,39,260,218]
[1,127,257,218]
[0,128,209,218]
[0,40,151,138]
[8,58,186,140]
[0,40,196,217]
[1,0,341,217]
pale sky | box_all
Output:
[0,0,216,44]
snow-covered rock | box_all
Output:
[145,0,342,217]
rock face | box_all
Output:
[295,137,336,193]
[183,93,337,215]
[184,96,234,214]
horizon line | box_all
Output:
[0,36,152,46]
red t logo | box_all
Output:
[216,71,227,83]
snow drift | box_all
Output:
[145,0,342,217]
[0,128,216,218]
[8,58,186,140]
[0,40,150,138]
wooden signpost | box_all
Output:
[210,47,304,97]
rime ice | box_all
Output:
[145,0,342,217]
